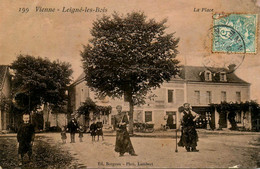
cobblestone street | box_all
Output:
[0,131,259,168]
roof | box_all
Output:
[179,66,250,84]
[75,72,85,83]
[70,72,85,87]
[71,65,250,87]
[0,65,8,90]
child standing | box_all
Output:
[17,113,35,166]
[78,126,84,142]
[96,118,104,141]
[61,126,67,144]
[90,121,97,142]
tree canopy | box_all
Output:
[210,101,259,114]
[11,55,73,112]
[81,12,180,133]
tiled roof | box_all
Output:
[179,66,250,84]
[72,66,250,86]
[75,72,85,83]
[0,65,8,90]
[70,72,85,87]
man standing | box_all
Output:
[178,103,199,152]
[17,113,35,165]
[114,105,137,157]
[67,118,79,143]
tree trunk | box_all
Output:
[56,113,58,127]
[128,100,134,135]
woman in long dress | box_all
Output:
[178,103,199,152]
[114,105,138,157]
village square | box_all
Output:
[0,0,260,168]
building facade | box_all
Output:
[180,66,251,129]
[69,66,251,130]
[0,65,11,132]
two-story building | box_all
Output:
[180,66,250,129]
[0,65,11,132]
[68,66,251,130]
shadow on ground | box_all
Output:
[0,136,85,169]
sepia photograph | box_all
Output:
[0,0,259,168]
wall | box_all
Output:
[186,82,250,106]
[74,81,89,111]
[0,68,11,131]
[47,113,68,128]
[106,80,185,129]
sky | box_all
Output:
[0,0,259,101]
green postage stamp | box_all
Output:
[213,13,258,53]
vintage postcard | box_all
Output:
[0,0,260,168]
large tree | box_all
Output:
[11,55,73,113]
[81,12,180,133]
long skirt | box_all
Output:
[115,130,135,154]
[178,126,198,148]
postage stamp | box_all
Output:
[212,13,258,53]
[202,24,246,73]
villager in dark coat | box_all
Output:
[96,119,104,141]
[178,103,199,152]
[17,114,35,165]
[67,118,79,143]
[114,105,137,157]
[90,121,97,141]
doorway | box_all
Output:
[166,111,176,129]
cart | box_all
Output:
[134,122,154,133]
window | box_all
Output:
[168,90,174,103]
[145,111,152,122]
[194,91,200,104]
[166,111,176,129]
[220,72,227,82]
[221,91,227,102]
[206,91,212,104]
[205,71,212,81]
[236,92,241,102]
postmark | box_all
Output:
[213,13,257,53]
[202,13,257,74]
[202,24,246,74]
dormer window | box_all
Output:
[204,71,212,81]
[220,72,227,82]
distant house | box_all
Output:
[0,65,11,132]
[68,66,251,130]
